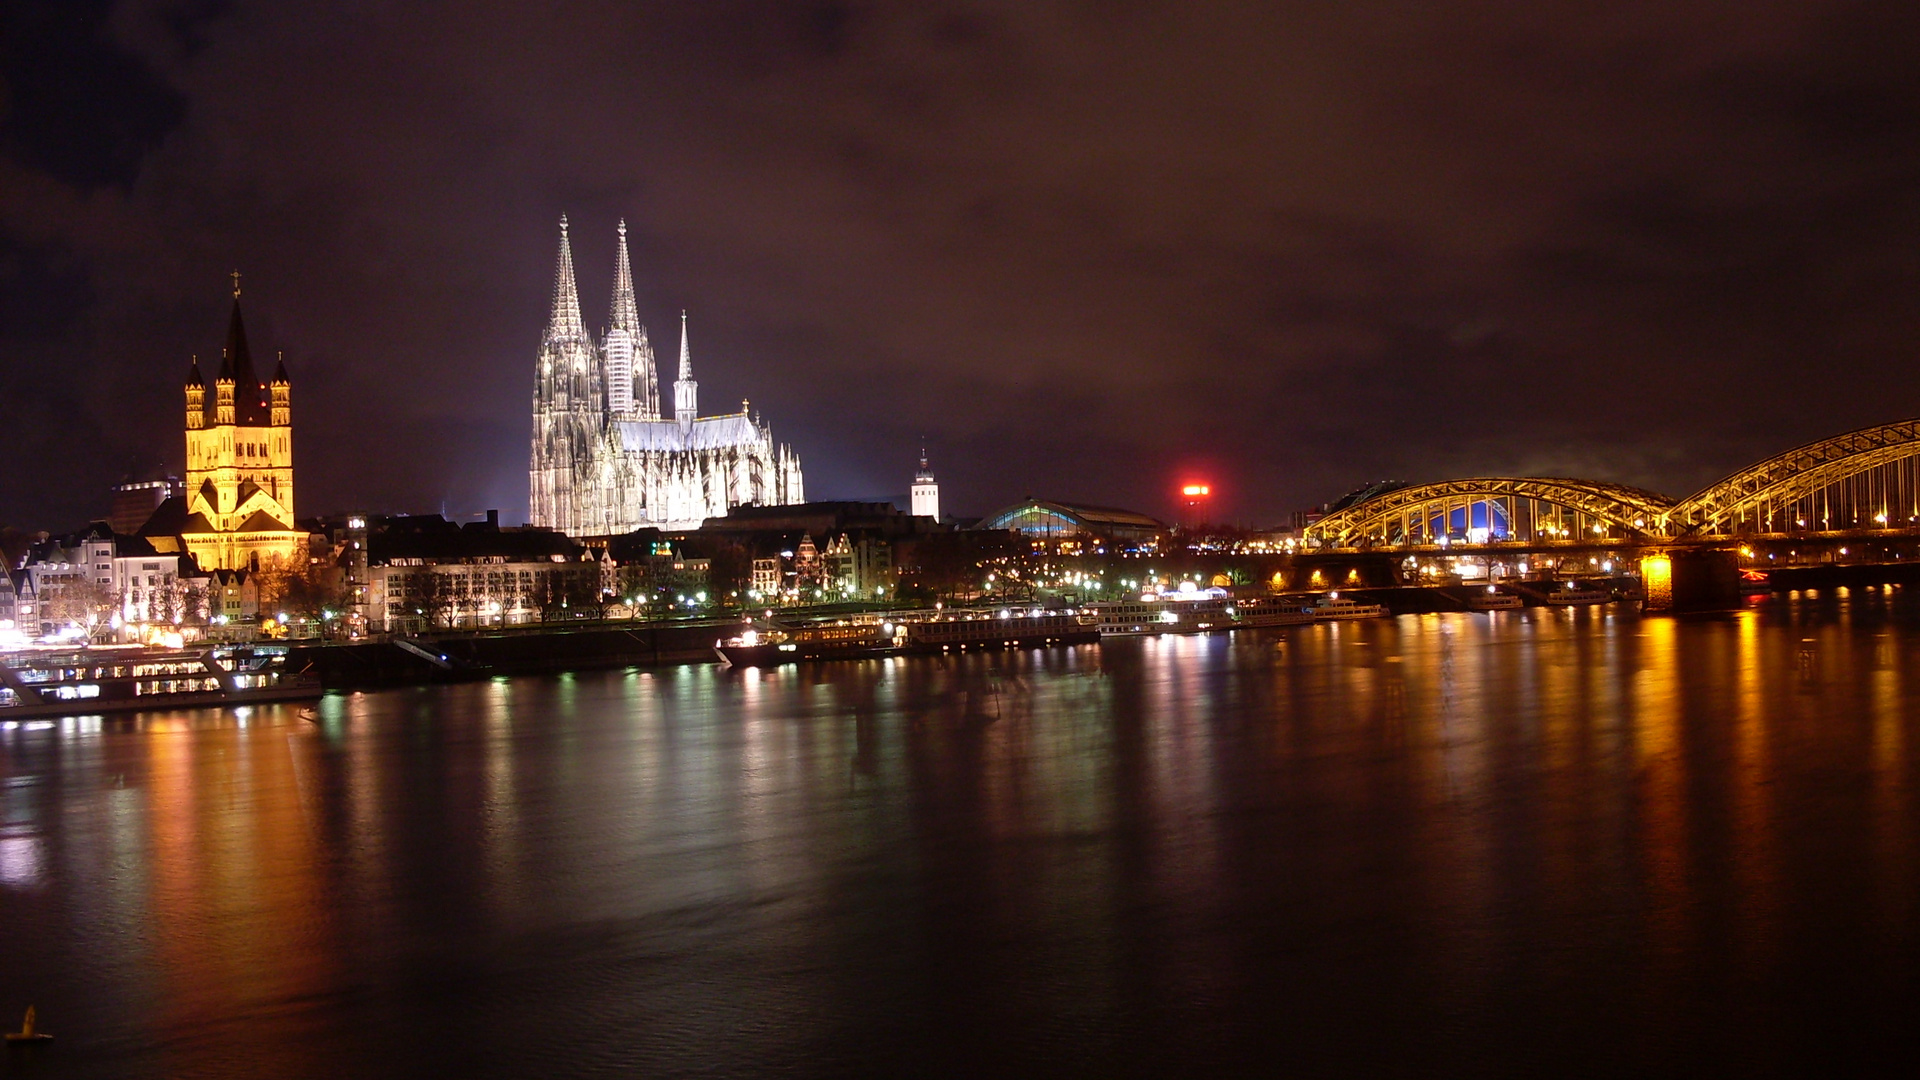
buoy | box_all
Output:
[5,1005,52,1043]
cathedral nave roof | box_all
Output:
[615,413,764,453]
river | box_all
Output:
[3,593,1918,1076]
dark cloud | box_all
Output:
[6,0,1920,530]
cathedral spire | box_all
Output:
[677,309,692,380]
[604,219,640,415]
[673,310,697,424]
[546,215,584,339]
[610,219,639,332]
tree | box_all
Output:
[45,580,116,640]
[706,541,753,609]
[529,570,568,623]
[253,556,294,614]
[614,562,653,618]
[279,559,349,637]
[396,571,456,631]
[565,570,609,620]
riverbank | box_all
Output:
[290,619,735,688]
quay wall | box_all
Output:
[290,621,735,688]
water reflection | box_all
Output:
[3,601,1920,1076]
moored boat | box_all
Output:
[1540,583,1614,606]
[1466,586,1523,611]
[1228,598,1318,629]
[905,610,1098,652]
[0,644,320,719]
[1308,592,1389,621]
[715,609,1100,666]
[1088,597,1233,636]
[714,621,897,666]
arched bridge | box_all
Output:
[1305,477,1674,547]
[1303,417,1920,547]
[1662,419,1920,535]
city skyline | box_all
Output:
[8,3,1920,532]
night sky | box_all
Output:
[6,1,1920,531]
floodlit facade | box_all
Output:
[179,280,305,571]
[529,217,804,535]
[911,448,939,520]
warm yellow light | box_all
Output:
[1181,484,1210,497]
[1641,553,1673,610]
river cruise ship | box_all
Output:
[1227,598,1318,629]
[0,644,320,719]
[1088,598,1233,636]
[1308,593,1390,621]
[715,609,1098,666]
[1539,583,1615,606]
[1466,586,1524,611]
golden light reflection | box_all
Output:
[1632,614,1694,965]
[1729,610,1778,978]
[1871,645,1910,942]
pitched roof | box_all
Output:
[615,413,763,452]
[236,509,293,533]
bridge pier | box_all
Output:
[1288,552,1404,590]
[1640,549,1740,613]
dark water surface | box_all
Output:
[5,598,1920,1077]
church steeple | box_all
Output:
[677,310,692,381]
[673,310,698,424]
[222,273,272,426]
[270,350,291,427]
[610,220,639,333]
[546,215,584,340]
[184,355,206,431]
[181,274,300,572]
[604,219,651,416]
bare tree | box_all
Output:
[45,580,117,640]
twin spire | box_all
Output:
[547,215,586,338]
[545,215,691,421]
[610,219,639,333]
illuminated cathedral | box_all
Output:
[178,277,305,571]
[529,216,804,535]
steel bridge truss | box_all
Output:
[1303,477,1676,547]
[1663,419,1920,535]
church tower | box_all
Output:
[911,446,940,520]
[604,219,659,419]
[529,216,604,533]
[673,311,698,426]
[180,274,303,571]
